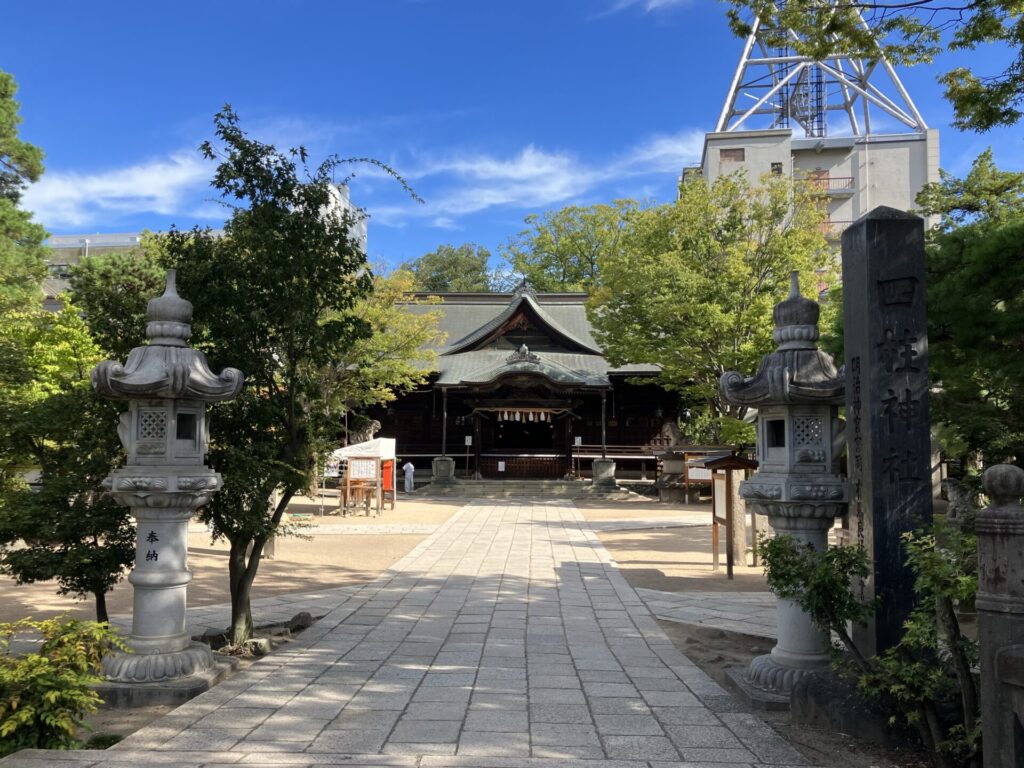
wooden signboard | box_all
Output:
[348,458,377,480]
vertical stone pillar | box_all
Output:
[977,464,1024,768]
[728,469,748,565]
[842,207,933,657]
[93,271,243,683]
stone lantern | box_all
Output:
[92,270,243,683]
[720,272,846,703]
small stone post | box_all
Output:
[93,270,243,683]
[977,464,1024,768]
[720,273,847,705]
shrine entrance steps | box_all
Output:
[420,478,648,501]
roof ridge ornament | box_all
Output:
[512,278,536,298]
[507,343,541,365]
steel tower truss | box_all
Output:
[715,4,927,137]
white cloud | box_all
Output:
[22,121,705,233]
[597,0,692,17]
[23,152,210,229]
[371,129,704,226]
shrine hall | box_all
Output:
[371,282,679,480]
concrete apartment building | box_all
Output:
[694,128,939,238]
[684,4,939,241]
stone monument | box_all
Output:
[976,464,1024,768]
[842,207,932,657]
[92,270,243,684]
[720,272,847,706]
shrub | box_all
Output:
[759,523,980,768]
[0,618,127,756]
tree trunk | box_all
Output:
[94,589,109,624]
[226,488,297,647]
[936,595,979,734]
[228,539,253,646]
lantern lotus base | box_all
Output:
[103,640,215,683]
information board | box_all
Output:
[348,458,378,480]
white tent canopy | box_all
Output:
[329,438,396,461]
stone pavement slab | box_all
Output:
[635,589,777,640]
[1,500,820,767]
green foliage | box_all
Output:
[161,106,415,645]
[0,69,131,622]
[400,243,493,292]
[759,534,873,639]
[817,282,844,362]
[724,0,1024,131]
[502,201,640,292]
[760,524,981,767]
[0,70,43,204]
[320,269,445,418]
[0,68,47,318]
[0,618,127,756]
[927,217,1024,463]
[718,415,756,446]
[0,306,134,623]
[917,149,1024,232]
[911,150,1024,462]
[69,236,168,360]
[589,173,831,437]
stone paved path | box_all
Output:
[637,589,777,640]
[1,500,815,768]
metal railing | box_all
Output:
[809,176,855,193]
[820,220,853,238]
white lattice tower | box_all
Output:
[716,2,927,137]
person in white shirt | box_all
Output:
[402,460,415,493]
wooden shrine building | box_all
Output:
[372,282,679,480]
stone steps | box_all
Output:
[419,479,648,501]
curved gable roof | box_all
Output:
[443,284,601,356]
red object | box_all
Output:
[382,460,394,491]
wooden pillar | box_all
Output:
[563,415,573,478]
[473,413,482,479]
[600,390,607,459]
[441,387,448,456]
[729,468,747,566]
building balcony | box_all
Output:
[820,220,853,239]
[809,176,856,196]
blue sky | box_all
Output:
[5,0,1022,270]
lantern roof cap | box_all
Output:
[92,270,243,402]
[719,271,844,406]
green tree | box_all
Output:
[165,107,412,645]
[502,201,640,292]
[0,307,135,623]
[322,269,445,418]
[926,218,1024,463]
[0,69,46,316]
[400,243,492,292]
[0,70,135,623]
[68,235,168,359]
[0,69,47,471]
[916,148,1024,232]
[911,150,1024,463]
[724,0,1024,132]
[589,174,830,440]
